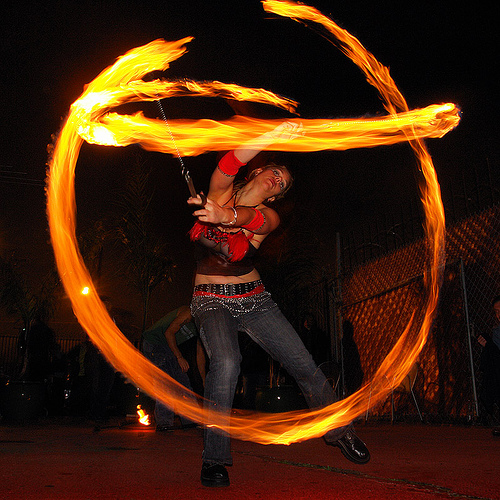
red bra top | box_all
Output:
[189,222,258,276]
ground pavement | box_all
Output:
[0,418,498,499]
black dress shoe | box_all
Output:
[329,430,370,464]
[201,462,230,487]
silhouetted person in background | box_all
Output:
[142,306,202,431]
[86,296,117,425]
[342,320,364,396]
[26,317,58,382]
[300,312,329,366]
[476,295,500,433]
[236,333,270,409]
[66,338,92,416]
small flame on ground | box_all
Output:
[137,405,151,426]
[47,1,457,445]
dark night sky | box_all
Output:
[0,1,498,332]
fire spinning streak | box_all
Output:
[47,1,460,444]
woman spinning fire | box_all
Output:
[188,122,370,488]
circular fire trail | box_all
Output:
[47,1,459,444]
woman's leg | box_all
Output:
[241,295,349,441]
[194,303,241,465]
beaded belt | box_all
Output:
[193,280,264,297]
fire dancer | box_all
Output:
[188,122,370,488]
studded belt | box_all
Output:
[193,280,264,297]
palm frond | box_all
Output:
[108,153,175,330]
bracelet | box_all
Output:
[221,206,237,226]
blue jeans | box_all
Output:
[142,339,194,427]
[191,290,350,465]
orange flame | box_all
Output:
[137,405,151,426]
[70,37,459,154]
[47,1,456,444]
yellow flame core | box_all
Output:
[47,1,456,444]
[137,405,151,426]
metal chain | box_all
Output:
[155,96,185,173]
[155,94,203,202]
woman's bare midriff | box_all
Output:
[194,269,261,286]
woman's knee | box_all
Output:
[209,355,241,381]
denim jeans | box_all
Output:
[142,339,194,427]
[191,290,350,465]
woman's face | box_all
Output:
[256,166,291,198]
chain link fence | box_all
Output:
[300,204,500,424]
[0,335,83,379]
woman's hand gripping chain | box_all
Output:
[188,195,232,225]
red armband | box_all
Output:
[241,208,265,232]
[217,151,246,176]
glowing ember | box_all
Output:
[137,405,151,426]
[47,1,458,445]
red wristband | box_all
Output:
[241,208,265,232]
[218,151,246,176]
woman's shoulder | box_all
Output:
[259,204,280,224]
[259,203,277,213]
